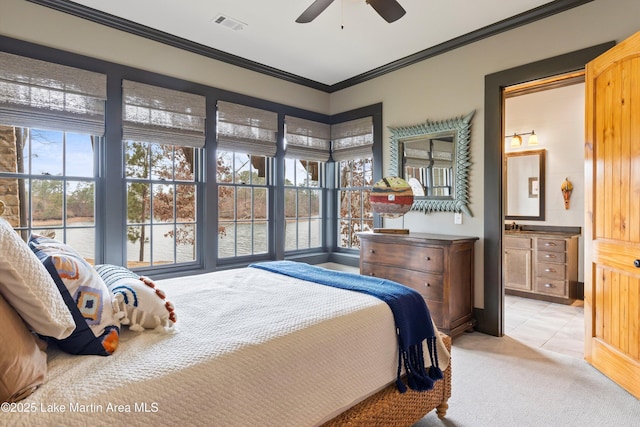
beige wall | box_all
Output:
[1,0,638,308]
[330,0,639,307]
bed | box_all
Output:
[0,206,451,426]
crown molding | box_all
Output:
[27,0,593,93]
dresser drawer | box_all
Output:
[361,262,444,301]
[534,278,567,297]
[537,238,566,252]
[361,241,444,273]
[537,251,566,263]
[503,231,578,304]
[359,232,477,337]
[537,262,566,280]
[504,236,532,249]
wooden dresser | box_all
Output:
[358,232,478,338]
[504,230,579,304]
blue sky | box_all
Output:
[26,128,314,185]
[28,129,94,177]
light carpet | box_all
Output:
[414,332,639,427]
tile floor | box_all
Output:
[504,294,584,359]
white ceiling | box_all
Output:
[67,0,561,87]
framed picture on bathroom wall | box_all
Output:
[528,177,539,198]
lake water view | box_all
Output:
[54,220,322,265]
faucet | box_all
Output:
[511,221,519,231]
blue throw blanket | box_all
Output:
[249,261,443,393]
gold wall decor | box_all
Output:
[561,178,573,209]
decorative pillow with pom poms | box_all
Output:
[94,264,176,332]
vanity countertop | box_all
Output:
[505,230,581,238]
[504,225,581,238]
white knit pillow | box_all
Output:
[95,264,177,332]
[0,218,75,340]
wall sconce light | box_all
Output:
[527,131,538,146]
[507,130,538,148]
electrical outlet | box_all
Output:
[454,212,462,225]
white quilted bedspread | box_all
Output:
[4,267,449,427]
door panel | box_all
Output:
[504,248,531,290]
[585,30,640,399]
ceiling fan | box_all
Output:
[296,0,406,24]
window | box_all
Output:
[336,158,373,249]
[0,127,99,261]
[284,159,323,251]
[404,138,453,197]
[0,52,106,263]
[217,152,270,258]
[284,116,330,252]
[1,44,383,273]
[431,166,453,196]
[124,142,198,267]
[122,80,205,269]
[332,117,374,249]
[216,101,277,259]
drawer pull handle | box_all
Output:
[545,254,556,258]
[424,283,431,287]
[544,283,554,288]
[544,242,557,247]
[369,273,375,276]
[544,268,556,273]
[369,249,375,254]
[634,259,640,268]
[425,256,431,261]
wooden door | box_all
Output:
[585,31,640,399]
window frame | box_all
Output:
[335,157,374,250]
[0,37,382,277]
[123,141,201,269]
[283,158,325,253]
[216,150,273,262]
[328,106,383,260]
[0,127,101,263]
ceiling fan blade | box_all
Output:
[296,0,336,23]
[366,0,406,23]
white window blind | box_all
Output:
[404,139,453,168]
[331,116,373,161]
[431,139,454,168]
[217,101,277,157]
[0,51,106,134]
[122,80,206,148]
[285,116,330,162]
[404,146,431,168]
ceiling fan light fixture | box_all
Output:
[296,0,406,24]
[366,0,406,23]
[296,0,335,23]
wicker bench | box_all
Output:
[323,333,452,426]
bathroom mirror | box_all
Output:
[505,149,546,220]
[389,111,474,216]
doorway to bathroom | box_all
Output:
[502,72,585,358]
